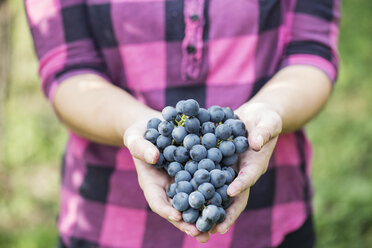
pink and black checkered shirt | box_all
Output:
[26,0,339,247]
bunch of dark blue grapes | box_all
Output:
[144,99,249,232]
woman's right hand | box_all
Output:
[124,119,210,243]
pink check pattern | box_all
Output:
[26,0,340,247]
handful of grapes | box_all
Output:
[144,99,249,232]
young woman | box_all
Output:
[26,0,340,247]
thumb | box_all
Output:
[247,111,282,151]
[124,124,159,164]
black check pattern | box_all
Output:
[62,4,92,42]
[79,164,114,203]
[259,0,282,33]
[87,4,118,48]
[295,0,334,21]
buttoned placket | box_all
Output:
[181,0,205,80]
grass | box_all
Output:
[0,1,371,247]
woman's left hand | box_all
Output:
[211,102,283,234]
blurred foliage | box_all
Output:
[0,1,66,248]
[0,0,371,247]
[307,1,372,247]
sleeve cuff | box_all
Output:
[43,69,110,107]
[279,54,338,84]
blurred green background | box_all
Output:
[0,1,371,247]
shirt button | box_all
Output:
[186,44,196,54]
[190,14,199,22]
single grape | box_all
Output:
[172,192,189,211]
[176,100,185,114]
[158,121,174,136]
[163,145,177,162]
[198,182,215,200]
[216,184,230,202]
[167,162,183,176]
[215,124,232,140]
[196,216,213,232]
[193,169,210,184]
[197,158,215,171]
[207,148,222,163]
[223,167,236,178]
[222,107,234,121]
[154,153,165,168]
[208,105,225,123]
[189,144,207,162]
[202,133,217,149]
[183,134,200,150]
[219,141,236,157]
[217,207,226,223]
[209,192,222,207]
[185,160,198,176]
[175,170,192,183]
[234,136,249,154]
[188,191,205,209]
[224,118,235,126]
[210,169,226,188]
[201,122,215,135]
[184,117,200,134]
[229,119,246,137]
[172,126,187,144]
[144,128,159,144]
[156,135,172,149]
[202,205,220,223]
[166,183,177,198]
[174,146,189,163]
[162,106,178,121]
[176,181,193,194]
[182,208,199,224]
[221,153,238,166]
[182,99,200,116]
[147,117,162,129]
[223,170,233,184]
[197,108,210,124]
[190,178,198,190]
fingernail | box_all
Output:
[221,228,229,234]
[145,150,157,164]
[185,230,192,236]
[230,190,238,197]
[228,186,238,196]
[168,215,177,221]
[257,135,263,148]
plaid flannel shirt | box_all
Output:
[26,0,340,247]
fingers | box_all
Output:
[227,162,264,197]
[142,182,181,222]
[169,219,199,236]
[215,189,250,234]
[247,112,282,151]
[236,103,282,151]
[228,138,277,197]
[124,123,159,164]
[169,219,210,243]
[195,232,210,243]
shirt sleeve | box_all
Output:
[25,0,109,103]
[280,0,341,83]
